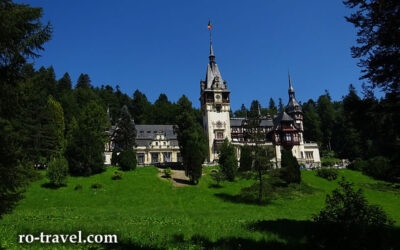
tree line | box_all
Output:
[1,0,398,216]
[0,0,207,215]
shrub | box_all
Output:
[280,150,301,184]
[46,157,68,187]
[211,170,224,187]
[321,157,341,167]
[363,156,391,181]
[118,149,137,171]
[163,167,172,178]
[91,183,103,189]
[112,170,123,180]
[347,158,368,171]
[74,184,82,190]
[316,168,338,181]
[312,177,394,249]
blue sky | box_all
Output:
[22,0,364,110]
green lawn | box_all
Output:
[0,167,399,249]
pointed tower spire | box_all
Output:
[208,20,215,63]
[288,71,295,99]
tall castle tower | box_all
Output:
[200,37,231,162]
[285,73,304,143]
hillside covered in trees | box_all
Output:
[1,0,399,216]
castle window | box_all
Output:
[137,153,145,164]
[177,153,182,162]
[216,105,221,113]
[216,132,224,139]
[151,153,159,163]
[163,152,171,162]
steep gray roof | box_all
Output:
[230,118,273,127]
[135,125,177,140]
[204,43,227,90]
[230,118,245,126]
[136,139,153,147]
[286,73,302,113]
[260,119,274,127]
[206,63,224,89]
[286,98,302,113]
[273,111,293,126]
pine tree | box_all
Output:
[278,98,284,113]
[175,95,207,184]
[75,73,92,89]
[42,96,65,159]
[113,105,136,151]
[253,146,273,203]
[239,145,253,171]
[302,99,323,144]
[268,98,277,115]
[317,92,335,151]
[57,72,72,94]
[341,85,363,159]
[244,109,274,203]
[0,0,52,215]
[66,101,109,176]
[131,89,151,124]
[234,104,248,118]
[280,149,301,184]
[344,0,400,96]
[218,138,237,181]
[249,100,261,118]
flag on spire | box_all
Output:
[208,20,212,30]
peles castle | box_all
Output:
[105,38,321,168]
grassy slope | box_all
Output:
[0,167,399,249]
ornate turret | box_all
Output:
[286,73,302,114]
[285,73,303,133]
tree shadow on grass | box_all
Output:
[100,241,161,250]
[249,219,314,245]
[172,178,191,185]
[248,219,400,250]
[214,193,271,205]
[171,233,303,250]
[40,182,65,189]
[98,219,400,250]
[208,183,223,189]
[0,191,23,219]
